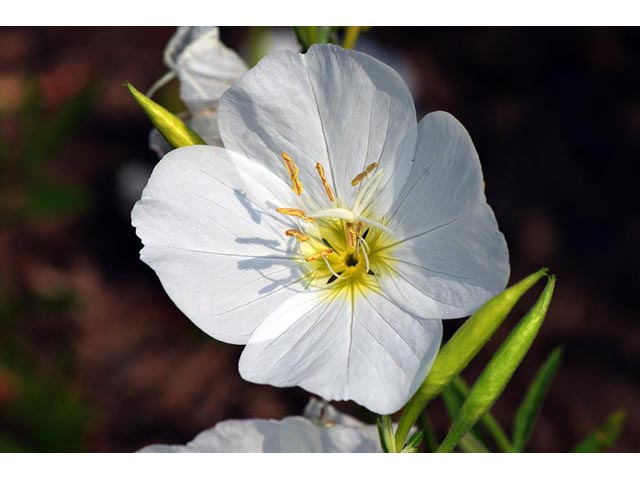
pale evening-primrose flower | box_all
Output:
[140,399,381,453]
[132,44,510,414]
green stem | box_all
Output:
[343,26,361,49]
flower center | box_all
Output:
[275,152,396,293]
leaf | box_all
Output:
[574,410,626,453]
[512,346,563,452]
[437,275,556,452]
[395,268,549,447]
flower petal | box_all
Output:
[149,110,223,157]
[165,26,247,114]
[238,288,442,414]
[378,111,510,319]
[218,43,416,209]
[132,145,307,344]
[140,414,381,452]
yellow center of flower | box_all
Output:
[277,153,396,293]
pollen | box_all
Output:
[285,229,309,242]
[305,249,333,263]
[282,152,304,196]
[350,162,379,187]
[276,207,315,223]
[315,162,335,202]
[345,221,363,249]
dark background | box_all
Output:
[0,27,638,452]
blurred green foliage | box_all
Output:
[0,78,92,227]
[0,79,95,451]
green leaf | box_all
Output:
[437,275,556,452]
[450,377,512,452]
[418,414,438,453]
[395,268,549,448]
[574,410,626,453]
[512,346,563,452]
[124,82,205,149]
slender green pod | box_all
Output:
[395,268,549,448]
[437,275,556,452]
[124,82,205,149]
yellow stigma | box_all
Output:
[276,207,315,223]
[305,248,333,263]
[350,162,379,186]
[315,162,335,203]
[285,229,309,242]
[282,152,304,196]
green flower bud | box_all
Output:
[437,275,556,452]
[124,82,205,149]
[395,268,549,448]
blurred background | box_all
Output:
[0,26,638,452]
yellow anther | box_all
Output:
[282,152,304,196]
[315,162,335,202]
[285,229,309,242]
[350,162,379,186]
[305,249,333,263]
[346,221,364,249]
[276,207,315,223]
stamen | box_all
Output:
[282,152,304,196]
[346,222,358,249]
[350,162,379,187]
[322,255,343,279]
[276,207,315,223]
[305,248,333,263]
[285,229,309,242]
[346,221,364,250]
[359,238,370,273]
[315,163,335,203]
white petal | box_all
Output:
[165,26,247,114]
[238,289,442,414]
[303,397,364,428]
[218,44,416,209]
[131,145,306,344]
[140,416,381,453]
[149,110,223,158]
[379,111,510,319]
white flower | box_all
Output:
[139,399,381,453]
[149,27,248,156]
[132,44,509,414]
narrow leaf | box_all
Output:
[574,410,626,453]
[395,268,549,447]
[124,82,204,149]
[437,275,557,452]
[512,346,563,452]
